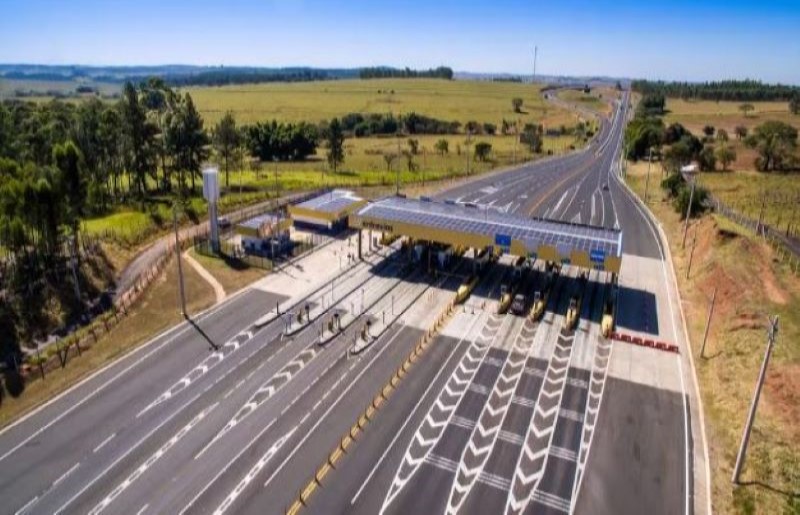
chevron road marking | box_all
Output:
[380,314,511,514]
[505,331,577,515]
[446,318,539,515]
[570,336,613,513]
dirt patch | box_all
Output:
[764,363,800,441]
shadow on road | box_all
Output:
[186,316,220,351]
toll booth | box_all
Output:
[236,213,293,258]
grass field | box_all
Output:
[556,88,612,115]
[693,170,800,232]
[82,132,579,245]
[663,99,800,172]
[626,161,800,515]
[186,78,579,128]
[0,78,121,100]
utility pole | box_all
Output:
[173,206,187,317]
[273,157,280,217]
[682,179,696,249]
[732,315,779,484]
[532,45,538,83]
[700,287,717,358]
[644,147,653,203]
[396,136,401,195]
[466,131,472,176]
[686,230,697,279]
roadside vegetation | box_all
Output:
[625,160,800,515]
[0,76,585,398]
[0,255,215,427]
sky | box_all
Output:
[1,0,799,84]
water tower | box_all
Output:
[202,166,221,253]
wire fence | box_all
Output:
[680,172,800,276]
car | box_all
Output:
[217,216,231,229]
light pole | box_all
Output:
[644,147,653,203]
[682,179,696,249]
[173,206,187,317]
[732,316,779,484]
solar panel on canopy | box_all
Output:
[295,189,363,213]
[355,196,622,257]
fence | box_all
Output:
[680,172,800,275]
[7,190,329,385]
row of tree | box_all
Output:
[359,66,454,80]
[624,99,798,172]
[632,79,800,102]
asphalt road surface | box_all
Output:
[0,90,698,515]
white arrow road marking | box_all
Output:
[213,428,296,515]
[88,403,218,515]
[198,347,318,456]
[138,329,254,416]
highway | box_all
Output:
[0,89,706,515]
[310,90,706,515]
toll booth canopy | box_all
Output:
[287,189,366,229]
[349,196,622,273]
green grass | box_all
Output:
[694,170,800,232]
[186,78,578,127]
[83,132,580,245]
[0,78,121,100]
[0,255,214,429]
[556,89,609,113]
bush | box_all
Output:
[661,172,684,198]
[674,184,709,219]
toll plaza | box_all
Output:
[348,195,622,275]
[286,189,366,231]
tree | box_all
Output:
[734,125,748,140]
[745,120,798,172]
[74,98,107,213]
[383,153,397,172]
[716,128,729,142]
[789,93,800,115]
[697,145,717,171]
[739,103,755,118]
[212,112,241,187]
[474,142,492,162]
[407,138,419,155]
[327,117,345,173]
[664,135,701,172]
[715,144,736,171]
[624,117,664,159]
[98,105,124,198]
[675,184,709,219]
[121,82,158,196]
[434,139,449,156]
[53,141,85,248]
[403,151,417,172]
[482,123,497,135]
[702,125,715,140]
[520,123,544,154]
[166,93,210,193]
[512,97,523,113]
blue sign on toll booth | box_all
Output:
[494,234,511,248]
[590,249,606,263]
